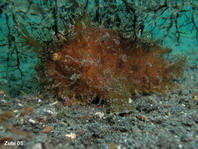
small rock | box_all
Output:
[136,100,158,113]
[41,126,53,133]
[109,143,117,149]
[181,134,193,142]
[193,113,198,123]
[95,112,105,119]
[194,93,198,101]
[49,101,58,106]
[136,115,149,121]
[181,117,195,127]
[29,118,36,124]
[18,103,23,107]
[32,143,42,149]
[40,116,47,122]
[13,109,19,113]
[0,90,6,96]
[0,111,15,122]
[64,133,76,140]
[128,98,133,103]
[152,117,164,124]
[20,106,34,116]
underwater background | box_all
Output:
[0,0,197,96]
[0,0,198,149]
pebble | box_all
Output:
[41,126,53,133]
[181,134,193,142]
[193,113,198,123]
[95,112,105,119]
[32,143,42,149]
[64,133,77,140]
[29,118,36,124]
[194,93,198,101]
[181,117,195,127]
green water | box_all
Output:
[0,0,197,96]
